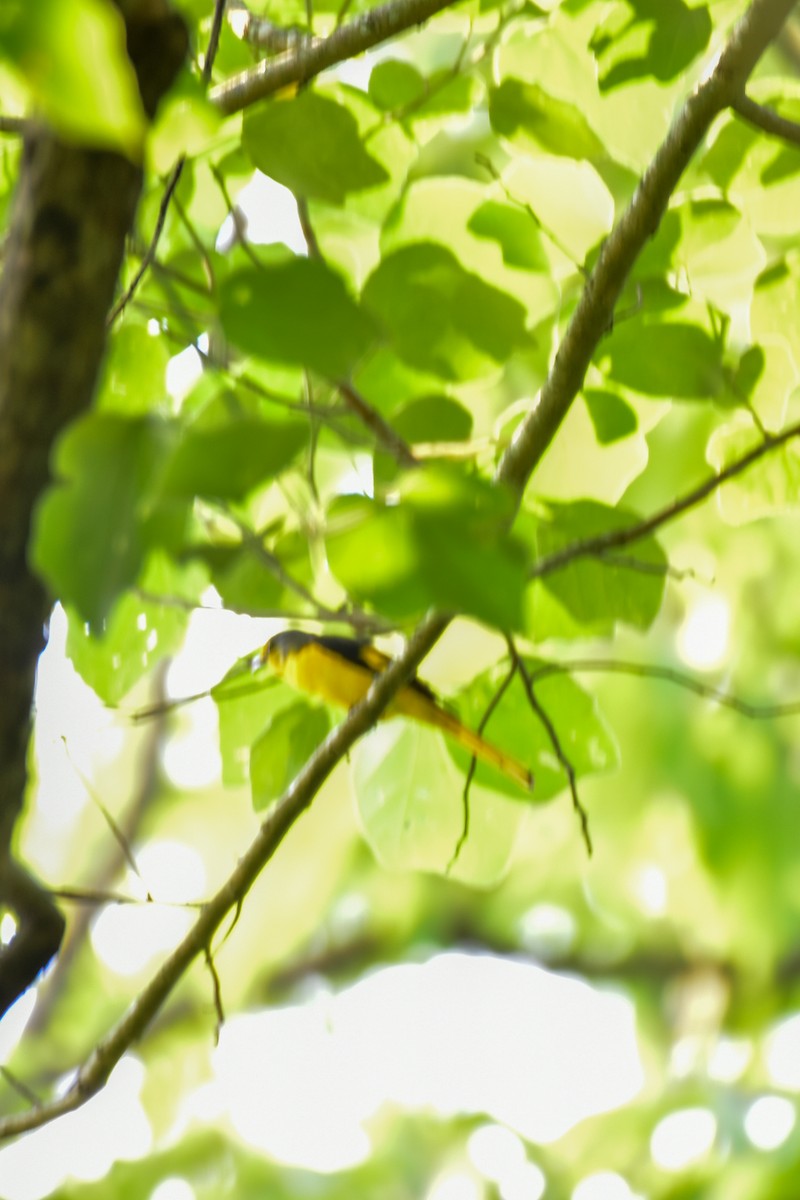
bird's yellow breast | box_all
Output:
[278,641,379,710]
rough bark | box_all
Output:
[0,3,187,1018]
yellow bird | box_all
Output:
[260,631,534,791]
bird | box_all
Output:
[259,630,533,791]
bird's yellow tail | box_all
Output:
[392,690,533,791]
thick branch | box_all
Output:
[498,0,799,496]
[0,613,445,1139]
[0,3,187,1020]
[210,0,462,114]
[1,0,793,1140]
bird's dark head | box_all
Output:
[260,630,314,673]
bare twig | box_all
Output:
[202,0,229,85]
[107,162,185,325]
[733,91,800,146]
[204,945,225,1043]
[508,638,591,855]
[223,510,394,631]
[530,417,800,581]
[335,378,418,467]
[296,196,417,466]
[210,0,465,113]
[447,655,518,871]
[108,0,227,325]
[49,887,203,909]
[596,551,705,584]
[59,738,150,893]
[529,657,800,721]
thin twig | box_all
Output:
[596,550,705,584]
[530,418,800,581]
[49,887,204,908]
[335,378,418,467]
[204,945,225,1043]
[508,638,592,855]
[0,1067,42,1108]
[107,162,185,325]
[108,0,227,325]
[296,196,417,466]
[733,91,800,146]
[224,510,395,629]
[59,738,150,893]
[202,0,229,85]
[529,657,800,721]
[447,655,518,871]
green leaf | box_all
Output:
[752,257,800,379]
[591,0,711,90]
[326,465,528,630]
[452,657,619,801]
[375,393,474,486]
[381,177,556,328]
[220,260,376,379]
[65,553,205,704]
[583,389,638,444]
[598,320,725,400]
[0,0,146,153]
[362,242,530,380]
[352,720,524,882]
[489,79,605,161]
[524,499,667,635]
[147,68,222,174]
[163,415,307,500]
[503,157,614,265]
[368,60,425,110]
[392,395,473,444]
[634,197,765,313]
[31,414,180,627]
[243,89,388,204]
[707,416,800,525]
[193,531,315,617]
[213,658,285,787]
[250,701,331,810]
[97,324,170,415]
[369,58,480,123]
[467,201,551,271]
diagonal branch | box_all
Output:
[530,417,800,581]
[210,0,464,114]
[2,0,793,1141]
[530,658,800,721]
[497,0,798,496]
[0,614,444,1139]
[733,91,800,146]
